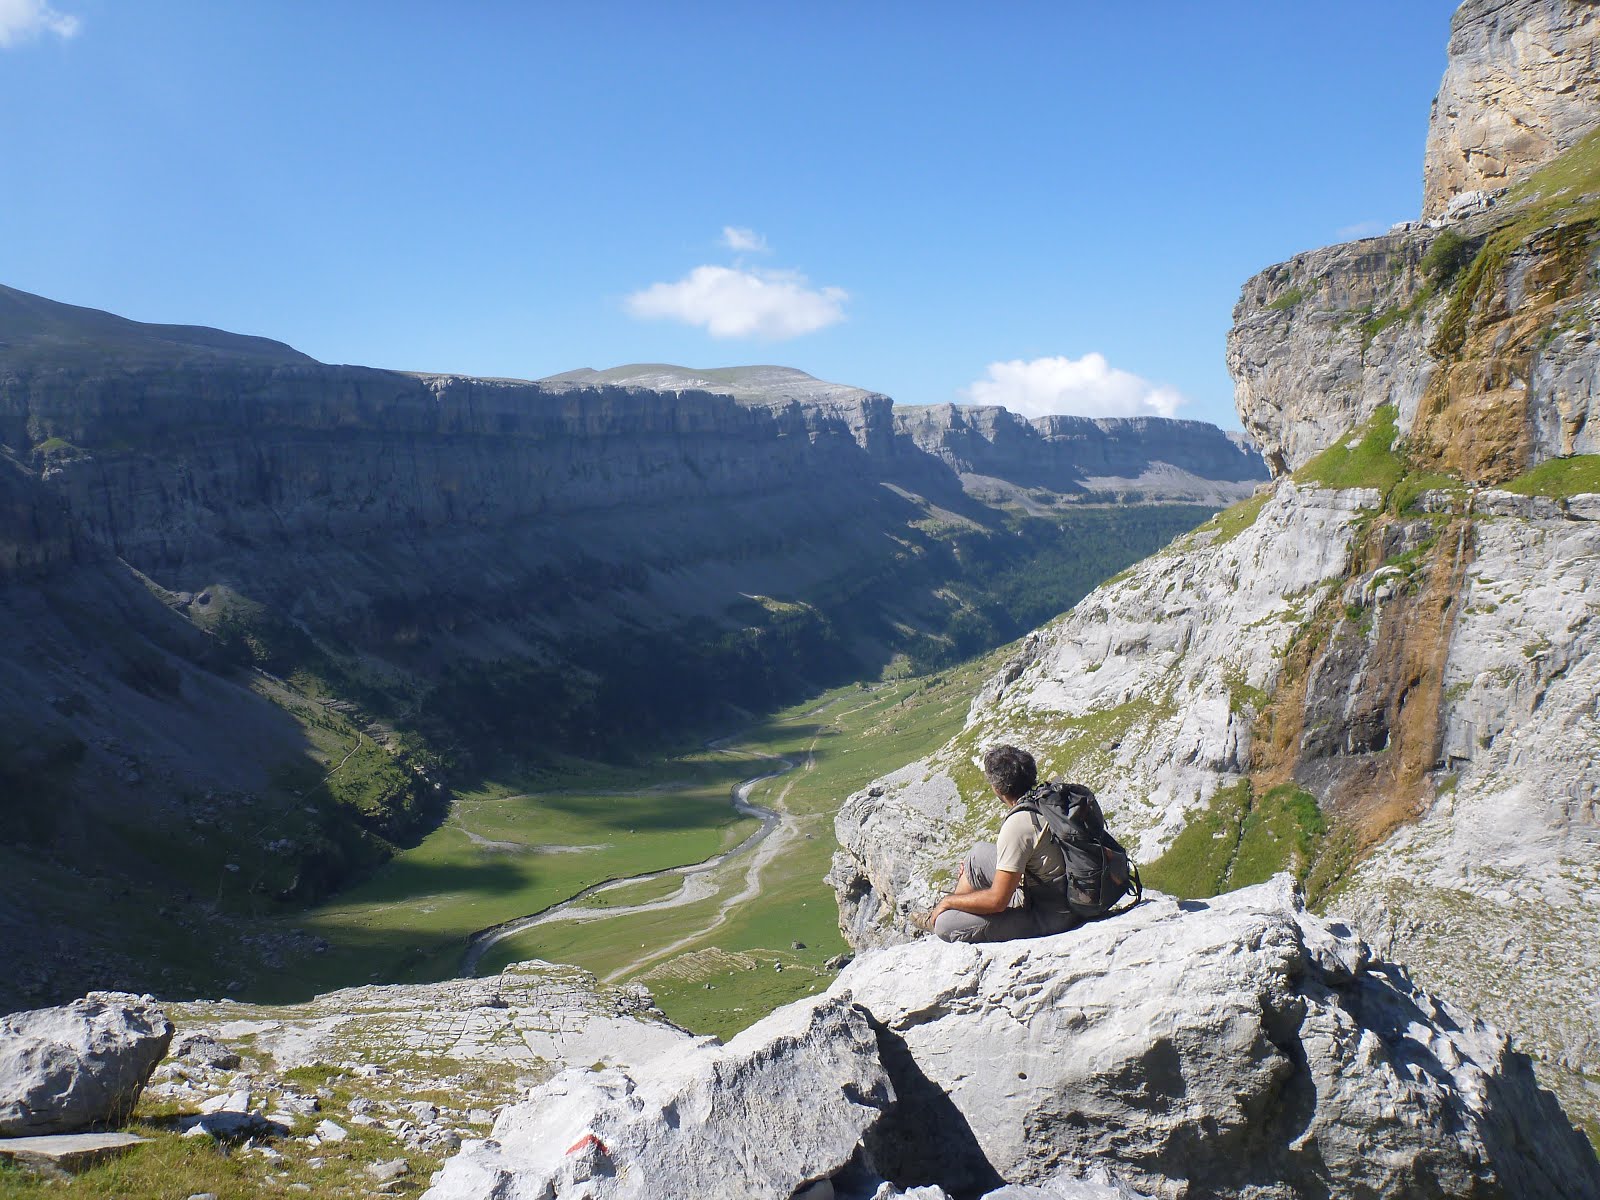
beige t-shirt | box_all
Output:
[995,807,1068,889]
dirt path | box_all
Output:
[599,744,816,982]
[456,745,797,977]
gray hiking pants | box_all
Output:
[932,842,1075,944]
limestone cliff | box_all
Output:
[1423,0,1600,219]
[893,404,1263,507]
[833,0,1600,1139]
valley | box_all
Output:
[220,648,1002,1037]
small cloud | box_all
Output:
[1335,219,1393,241]
[964,354,1187,420]
[720,226,770,254]
[0,0,81,46]
[626,265,847,339]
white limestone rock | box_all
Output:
[837,877,1600,1200]
[0,992,173,1136]
[832,481,1371,946]
[423,992,893,1200]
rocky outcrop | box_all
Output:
[1234,0,1600,479]
[429,879,1600,1199]
[1227,228,1443,476]
[0,992,173,1135]
[1423,0,1600,218]
[425,993,893,1200]
[1228,191,1600,479]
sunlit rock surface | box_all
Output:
[1423,0,1600,218]
[427,880,1600,1199]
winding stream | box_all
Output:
[457,747,799,978]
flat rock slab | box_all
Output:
[0,1131,149,1176]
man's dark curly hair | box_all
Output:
[982,744,1037,801]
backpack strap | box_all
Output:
[1103,861,1143,917]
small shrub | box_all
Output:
[1266,286,1307,312]
[1420,228,1476,285]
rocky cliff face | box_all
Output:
[1228,171,1600,478]
[1423,0,1600,219]
[893,405,1264,507]
[834,0,1600,1141]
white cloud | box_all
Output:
[964,354,1187,420]
[0,0,80,46]
[720,225,769,254]
[626,265,847,339]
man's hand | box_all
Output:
[934,869,1022,917]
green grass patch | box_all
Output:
[1142,782,1251,898]
[462,651,1005,1037]
[1142,782,1324,899]
[1390,471,1464,514]
[1207,491,1271,545]
[0,1062,451,1200]
[1231,784,1325,889]
[1500,454,1600,498]
[1293,405,1406,494]
[31,436,83,458]
[1266,286,1307,312]
[261,754,762,1000]
[1359,283,1436,351]
[583,873,690,909]
[1223,670,1270,717]
[645,954,832,1042]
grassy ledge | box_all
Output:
[1500,455,1600,498]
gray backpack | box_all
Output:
[1010,781,1142,920]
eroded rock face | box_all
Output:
[1328,492,1600,1122]
[1227,228,1441,477]
[424,993,893,1200]
[892,405,1267,506]
[1423,0,1600,219]
[0,992,173,1135]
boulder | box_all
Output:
[840,877,1600,1199]
[170,1031,240,1070]
[425,992,893,1200]
[424,878,1598,1198]
[0,992,173,1136]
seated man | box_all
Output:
[929,744,1078,943]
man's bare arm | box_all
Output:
[932,868,1021,917]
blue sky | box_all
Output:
[2,1,1460,429]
